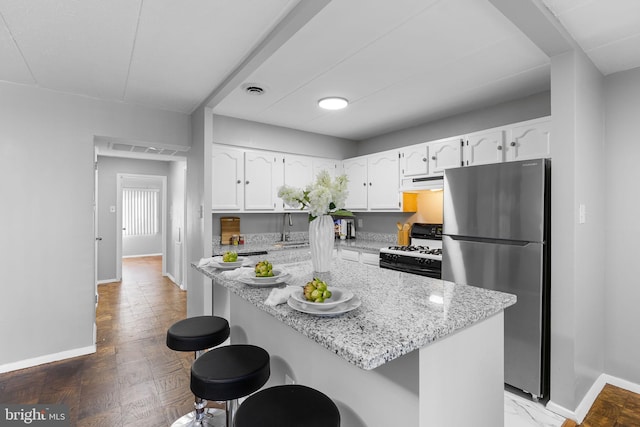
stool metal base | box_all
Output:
[171,408,226,427]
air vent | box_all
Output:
[243,84,265,95]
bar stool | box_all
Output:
[190,344,270,427]
[166,316,230,427]
[234,384,341,427]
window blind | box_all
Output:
[122,188,159,236]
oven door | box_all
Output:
[379,253,442,279]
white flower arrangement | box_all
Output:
[278,170,353,221]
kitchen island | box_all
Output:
[193,248,516,427]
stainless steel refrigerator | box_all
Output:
[442,159,550,400]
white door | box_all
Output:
[506,118,551,161]
[464,129,505,166]
[368,151,400,210]
[313,158,338,179]
[212,146,244,210]
[245,151,279,210]
[429,137,463,174]
[343,157,368,210]
[401,143,429,177]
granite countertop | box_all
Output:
[193,248,516,371]
[212,238,390,256]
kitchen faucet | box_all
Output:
[281,212,293,241]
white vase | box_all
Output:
[309,214,334,273]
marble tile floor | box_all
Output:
[505,391,566,427]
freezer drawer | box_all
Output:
[442,235,545,397]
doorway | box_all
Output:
[116,173,167,280]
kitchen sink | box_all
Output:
[272,241,309,248]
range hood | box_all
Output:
[400,175,444,192]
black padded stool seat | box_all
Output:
[190,344,270,401]
[166,316,230,352]
[234,384,341,427]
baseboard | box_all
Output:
[546,373,640,423]
[122,253,162,259]
[166,272,182,289]
[0,345,96,374]
[97,278,119,285]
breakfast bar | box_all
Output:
[193,248,516,427]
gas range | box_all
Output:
[379,223,443,278]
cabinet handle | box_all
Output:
[245,180,250,185]
[369,182,372,186]
[363,182,367,186]
[431,156,436,160]
[497,146,503,151]
[510,141,516,147]
[236,180,241,184]
[422,157,427,162]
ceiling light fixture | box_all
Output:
[318,97,349,110]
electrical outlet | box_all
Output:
[357,218,363,228]
[578,203,586,224]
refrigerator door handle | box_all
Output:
[444,234,535,247]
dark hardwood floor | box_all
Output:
[562,383,640,427]
[0,256,201,426]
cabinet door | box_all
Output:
[368,150,400,210]
[428,137,462,174]
[401,143,429,177]
[283,154,313,211]
[313,158,339,178]
[212,146,244,210]
[343,157,368,210]
[464,129,505,166]
[244,151,280,210]
[506,118,551,161]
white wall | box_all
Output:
[96,157,172,281]
[0,82,189,370]
[604,67,640,385]
[549,50,606,411]
[212,114,358,159]
[357,91,550,154]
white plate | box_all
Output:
[290,287,354,311]
[211,256,247,268]
[287,296,361,317]
[246,269,286,284]
[237,272,290,287]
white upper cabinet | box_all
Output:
[343,156,368,210]
[313,158,339,178]
[506,117,551,161]
[344,150,400,211]
[428,137,463,174]
[463,129,505,167]
[244,150,282,211]
[284,154,313,187]
[283,154,313,211]
[401,143,429,177]
[212,145,244,211]
[367,150,400,210]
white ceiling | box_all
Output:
[1,0,637,141]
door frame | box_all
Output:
[116,173,168,280]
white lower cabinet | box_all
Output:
[339,248,380,265]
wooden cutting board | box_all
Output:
[220,217,240,245]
